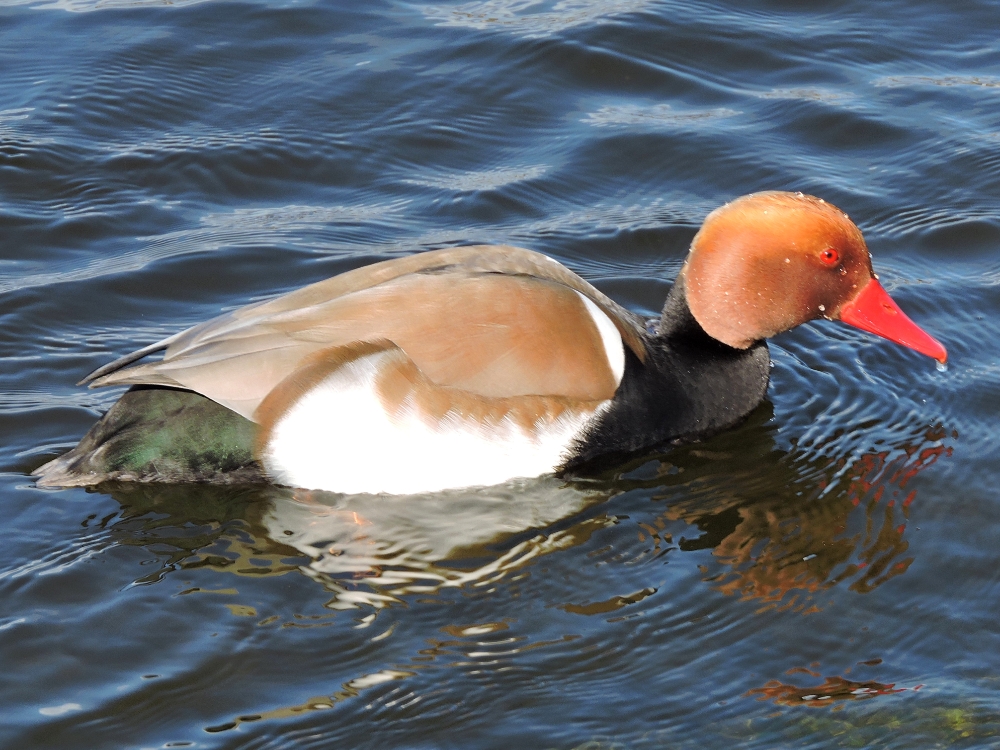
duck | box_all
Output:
[34,191,946,495]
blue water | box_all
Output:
[2,0,999,747]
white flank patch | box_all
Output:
[575,291,625,386]
[261,350,608,495]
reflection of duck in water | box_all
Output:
[36,192,945,494]
[96,414,951,609]
[100,476,614,601]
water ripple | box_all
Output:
[582,103,741,129]
[0,200,413,296]
[874,74,1000,89]
[1,0,213,12]
[419,0,657,37]
[401,164,548,191]
[0,528,111,581]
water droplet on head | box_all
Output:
[936,360,948,373]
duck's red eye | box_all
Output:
[819,248,840,267]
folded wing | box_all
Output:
[83,245,646,421]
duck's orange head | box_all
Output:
[680,191,946,362]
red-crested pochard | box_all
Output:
[35,192,946,494]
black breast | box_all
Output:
[563,279,770,471]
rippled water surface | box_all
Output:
[3,0,999,747]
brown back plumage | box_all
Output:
[84,245,647,421]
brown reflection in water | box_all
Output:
[710,424,951,610]
[560,587,657,615]
[747,674,909,708]
[624,420,954,613]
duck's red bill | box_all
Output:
[838,279,947,363]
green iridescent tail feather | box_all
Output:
[35,387,267,487]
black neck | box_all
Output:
[655,273,712,341]
[563,277,771,471]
